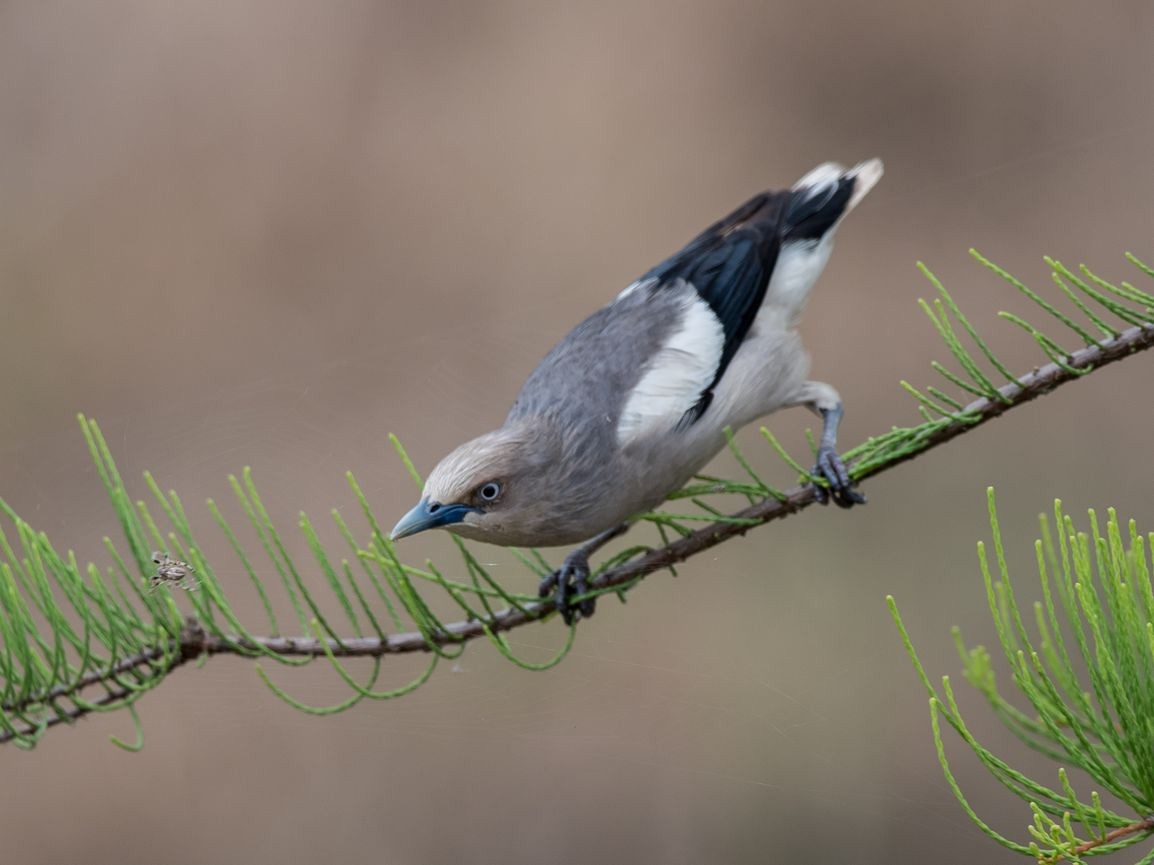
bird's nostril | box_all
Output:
[427,502,441,514]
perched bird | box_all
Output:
[392,159,883,622]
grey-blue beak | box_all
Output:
[390,498,476,541]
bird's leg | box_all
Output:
[538,523,629,624]
[812,402,866,508]
[789,381,866,509]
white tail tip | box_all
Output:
[847,158,884,210]
[792,161,845,191]
[792,158,884,213]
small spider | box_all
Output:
[149,551,199,592]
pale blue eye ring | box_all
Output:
[478,482,501,502]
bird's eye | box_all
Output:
[477,481,502,502]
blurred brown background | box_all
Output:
[2,2,1153,863]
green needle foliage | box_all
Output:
[2,251,1153,749]
[891,490,1154,864]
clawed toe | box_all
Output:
[538,555,595,624]
[811,446,866,509]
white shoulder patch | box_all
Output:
[616,286,724,445]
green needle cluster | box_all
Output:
[1,252,1153,748]
[892,490,1154,863]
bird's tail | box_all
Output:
[784,158,883,241]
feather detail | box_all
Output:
[787,158,884,240]
[846,158,884,211]
[635,193,789,428]
[760,158,883,326]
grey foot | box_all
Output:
[538,552,596,625]
[812,445,866,509]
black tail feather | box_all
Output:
[784,178,855,241]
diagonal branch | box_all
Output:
[1045,812,1154,862]
[183,321,1154,658]
[5,322,1153,745]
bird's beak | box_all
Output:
[390,498,476,541]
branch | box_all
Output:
[1045,816,1154,864]
[140,322,1154,660]
[6,259,1154,745]
[0,627,196,744]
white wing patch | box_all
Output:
[616,288,724,445]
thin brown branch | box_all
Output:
[0,624,195,744]
[3,679,140,745]
[208,322,1154,658]
[0,655,182,747]
[4,646,169,706]
[7,323,1154,742]
[108,324,1154,663]
[1044,814,1154,863]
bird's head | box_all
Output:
[390,422,561,547]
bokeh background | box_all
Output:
[2,2,1153,863]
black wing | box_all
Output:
[640,191,790,426]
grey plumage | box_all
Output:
[392,159,883,621]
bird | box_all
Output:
[391,159,883,623]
